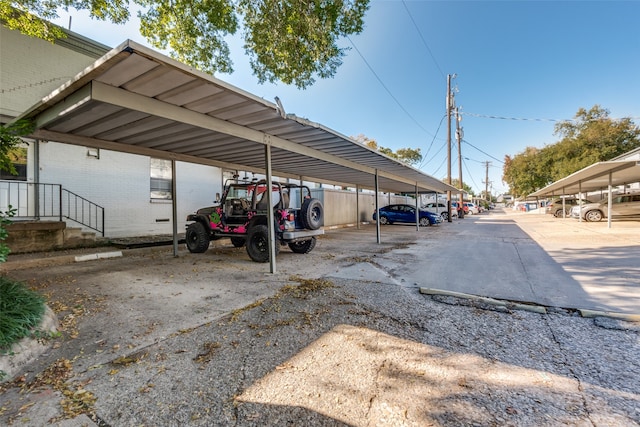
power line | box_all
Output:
[462,157,482,193]
[461,111,561,122]
[401,0,446,79]
[464,156,501,168]
[462,139,504,164]
[431,154,448,178]
[418,114,446,169]
[347,36,437,138]
[420,136,449,171]
[462,111,640,123]
[462,156,484,164]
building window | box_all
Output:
[150,158,172,200]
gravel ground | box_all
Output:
[67,280,640,426]
[1,211,639,426]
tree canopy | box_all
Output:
[1,0,370,89]
[353,134,423,167]
[0,121,33,176]
[0,120,33,263]
[448,179,474,197]
[502,105,640,198]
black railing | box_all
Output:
[0,180,105,236]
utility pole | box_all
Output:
[484,161,491,201]
[455,106,464,218]
[446,74,455,222]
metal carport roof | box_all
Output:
[15,40,456,195]
[14,39,457,271]
[529,160,640,229]
[529,160,640,197]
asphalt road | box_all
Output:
[1,208,639,426]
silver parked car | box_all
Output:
[570,192,640,221]
[545,197,592,217]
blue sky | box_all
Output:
[51,1,640,196]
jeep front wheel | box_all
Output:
[246,224,279,262]
[288,237,317,254]
[186,222,210,253]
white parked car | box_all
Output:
[423,202,456,221]
[464,202,479,215]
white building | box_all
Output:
[1,25,228,237]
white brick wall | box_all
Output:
[0,26,98,118]
[39,142,222,237]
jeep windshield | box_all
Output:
[226,185,252,200]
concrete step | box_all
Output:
[63,227,97,248]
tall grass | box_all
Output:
[0,277,46,352]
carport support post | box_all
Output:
[264,143,276,273]
[578,181,583,223]
[375,170,381,244]
[415,183,419,231]
[607,172,613,229]
[356,185,361,229]
[171,159,179,257]
[34,140,41,219]
[299,175,304,207]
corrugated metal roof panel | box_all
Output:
[529,161,640,197]
[17,40,457,194]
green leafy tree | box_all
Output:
[394,148,423,166]
[0,120,33,262]
[2,0,370,89]
[449,178,474,197]
[502,106,640,197]
[551,105,640,176]
[354,134,423,167]
[0,121,32,176]
[502,147,550,198]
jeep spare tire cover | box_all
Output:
[301,198,323,230]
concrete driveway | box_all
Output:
[1,208,639,426]
[356,208,640,315]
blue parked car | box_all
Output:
[373,204,442,226]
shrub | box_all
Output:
[0,206,16,263]
[0,277,46,352]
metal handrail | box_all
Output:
[0,180,105,236]
[61,188,105,235]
